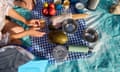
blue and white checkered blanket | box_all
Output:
[31,0,92,63]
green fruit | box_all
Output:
[48,31,68,44]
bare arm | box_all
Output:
[7,8,41,27]
[7,8,27,24]
[10,29,46,39]
[10,30,29,39]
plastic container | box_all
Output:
[69,45,89,53]
[87,0,100,10]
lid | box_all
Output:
[75,2,85,9]
[52,45,68,62]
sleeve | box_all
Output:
[5,0,15,15]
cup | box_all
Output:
[75,2,85,13]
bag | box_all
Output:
[0,45,35,72]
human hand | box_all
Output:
[27,27,46,37]
[26,19,41,27]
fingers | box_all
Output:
[27,19,41,27]
[31,31,46,37]
[28,23,38,27]
[39,32,46,36]
[33,19,41,26]
[30,27,41,30]
[34,20,41,26]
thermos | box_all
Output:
[87,0,100,10]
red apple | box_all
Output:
[42,8,48,16]
[49,3,55,9]
[49,8,56,16]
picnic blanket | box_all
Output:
[31,0,91,63]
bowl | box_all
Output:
[83,28,98,42]
[62,19,78,34]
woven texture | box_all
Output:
[30,0,91,63]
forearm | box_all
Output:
[7,8,27,24]
[10,30,29,39]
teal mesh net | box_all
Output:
[45,0,120,72]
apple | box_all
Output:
[49,3,55,9]
[42,8,48,16]
[49,8,56,16]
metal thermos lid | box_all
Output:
[52,45,68,62]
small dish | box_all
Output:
[62,19,78,34]
[83,28,98,42]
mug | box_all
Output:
[75,2,85,13]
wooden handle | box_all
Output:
[72,14,89,20]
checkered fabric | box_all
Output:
[30,0,92,63]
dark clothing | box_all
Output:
[0,45,34,72]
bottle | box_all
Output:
[87,0,100,10]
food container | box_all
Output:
[87,0,100,10]
[69,45,89,53]
[62,19,78,34]
[83,28,98,42]
[75,2,85,13]
[54,0,62,4]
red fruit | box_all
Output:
[49,3,55,9]
[49,8,56,16]
[42,8,48,16]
